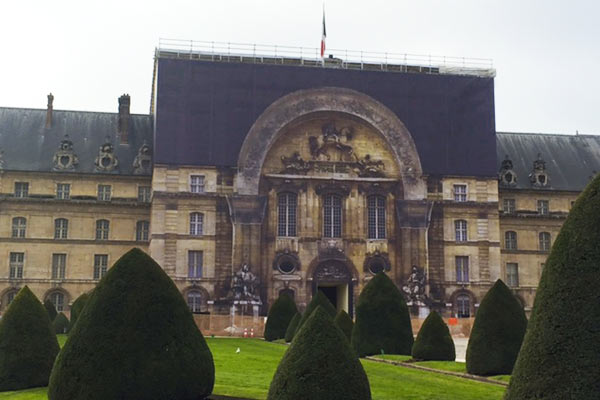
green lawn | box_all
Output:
[376,355,510,383]
[0,337,506,400]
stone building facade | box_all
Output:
[0,49,598,319]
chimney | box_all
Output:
[45,93,54,129]
[118,94,130,144]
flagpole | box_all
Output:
[321,3,326,66]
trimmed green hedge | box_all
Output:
[411,311,455,361]
[48,248,215,400]
[506,173,600,399]
[466,279,527,375]
[351,272,413,357]
[284,312,301,343]
[264,293,298,342]
[334,310,354,342]
[0,286,60,391]
[43,299,57,322]
[296,290,337,332]
[268,306,371,400]
[68,292,89,333]
[52,312,70,334]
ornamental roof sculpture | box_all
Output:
[52,134,79,171]
[94,137,119,173]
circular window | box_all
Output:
[369,261,385,275]
[278,260,296,274]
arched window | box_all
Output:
[454,220,467,242]
[323,194,342,238]
[278,192,297,237]
[505,231,518,250]
[189,213,204,236]
[96,219,110,240]
[367,195,386,239]
[11,217,26,238]
[456,294,471,318]
[539,232,551,252]
[54,218,68,239]
[187,290,204,313]
[136,221,150,241]
[48,291,65,312]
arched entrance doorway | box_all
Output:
[312,260,353,317]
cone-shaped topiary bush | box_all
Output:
[48,248,215,400]
[466,279,527,376]
[334,310,354,342]
[296,290,337,331]
[284,312,301,343]
[67,292,89,333]
[506,174,600,399]
[264,293,298,341]
[43,299,57,322]
[351,272,413,357]
[0,286,60,391]
[267,306,371,400]
[52,312,70,334]
[411,311,455,361]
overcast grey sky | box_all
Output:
[1,0,598,134]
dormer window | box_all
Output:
[14,182,29,198]
[453,184,467,202]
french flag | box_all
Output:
[321,7,326,59]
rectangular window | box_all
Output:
[367,196,386,239]
[537,200,549,216]
[9,252,24,279]
[14,182,29,198]
[52,253,66,279]
[190,175,205,193]
[506,263,519,287]
[454,220,468,242]
[323,195,342,238]
[188,251,203,278]
[455,256,469,283]
[93,254,108,280]
[453,184,467,202]
[96,220,110,240]
[278,193,297,237]
[136,221,150,241]
[54,219,68,239]
[56,183,71,200]
[138,186,151,203]
[503,198,515,214]
[97,185,112,201]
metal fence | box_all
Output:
[157,38,495,77]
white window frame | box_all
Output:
[190,175,205,194]
[367,195,386,240]
[9,252,24,279]
[54,218,68,239]
[323,194,342,238]
[93,254,108,280]
[14,182,29,198]
[56,183,71,200]
[455,256,469,283]
[189,213,204,236]
[137,186,152,203]
[188,250,203,278]
[49,292,65,312]
[505,231,518,250]
[453,184,468,202]
[454,220,468,242]
[11,217,26,238]
[503,198,515,214]
[187,290,203,313]
[96,219,110,240]
[537,199,549,216]
[136,220,150,241]
[52,253,67,279]
[97,185,112,201]
[506,263,519,287]
[539,232,551,252]
[277,192,297,237]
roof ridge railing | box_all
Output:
[156,38,495,77]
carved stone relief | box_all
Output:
[53,135,79,171]
[498,155,517,186]
[133,142,152,175]
[278,121,386,178]
[529,153,549,187]
[94,137,119,173]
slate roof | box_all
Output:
[496,132,600,191]
[0,107,153,175]
[154,57,497,177]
